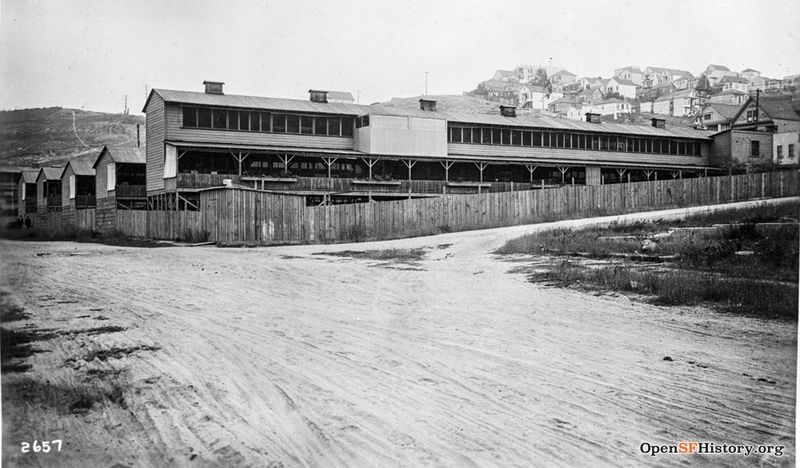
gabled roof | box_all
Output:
[695,103,741,122]
[611,78,637,86]
[718,89,748,95]
[37,166,63,182]
[494,69,516,78]
[20,170,38,184]
[548,96,577,105]
[93,146,146,168]
[144,88,371,115]
[552,69,576,77]
[731,96,800,124]
[63,153,98,176]
[741,68,760,73]
[327,91,355,101]
[707,64,730,72]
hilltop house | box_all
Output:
[581,99,632,119]
[547,96,578,114]
[606,77,637,99]
[613,66,644,86]
[718,75,750,92]
[550,69,576,85]
[705,64,739,86]
[577,87,604,105]
[740,69,761,81]
[709,89,749,105]
[520,85,549,110]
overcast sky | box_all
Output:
[1,0,798,114]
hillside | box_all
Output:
[382,95,506,114]
[0,107,145,168]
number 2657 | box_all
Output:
[21,440,62,453]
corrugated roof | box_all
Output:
[371,106,712,139]
[706,103,741,119]
[64,153,98,176]
[96,146,146,166]
[147,89,372,115]
[151,87,713,140]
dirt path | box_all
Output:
[1,200,796,467]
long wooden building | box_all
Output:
[143,81,715,206]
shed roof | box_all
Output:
[94,146,146,167]
[611,78,637,86]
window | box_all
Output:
[238,111,249,131]
[450,127,462,143]
[777,145,783,159]
[314,117,327,135]
[463,127,472,143]
[789,144,795,158]
[750,140,760,157]
[512,130,521,146]
[273,114,286,132]
[341,117,354,136]
[197,108,212,128]
[260,112,272,132]
[703,113,712,121]
[286,115,300,133]
[492,129,501,145]
[746,109,757,122]
[327,117,340,136]
[212,110,226,129]
[300,116,313,134]
[501,129,511,145]
[183,107,197,127]
[522,131,531,146]
[356,116,370,128]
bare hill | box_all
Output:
[0,107,145,168]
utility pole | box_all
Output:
[123,94,129,115]
[144,84,149,101]
[356,90,361,104]
[424,71,429,96]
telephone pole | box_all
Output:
[123,95,129,115]
[424,71,429,96]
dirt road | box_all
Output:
[1,202,796,467]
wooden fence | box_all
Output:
[204,171,800,246]
[27,171,800,245]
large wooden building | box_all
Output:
[143,82,715,206]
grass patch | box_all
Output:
[66,345,161,364]
[315,248,428,262]
[500,202,800,319]
[538,261,798,320]
[1,327,58,373]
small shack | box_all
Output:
[17,169,38,220]
[93,146,147,232]
[34,166,64,228]
[61,153,98,229]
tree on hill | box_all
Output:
[530,68,552,94]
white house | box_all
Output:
[613,66,644,86]
[705,64,739,86]
[581,99,631,118]
[606,77,637,99]
[550,69,576,85]
[740,68,761,81]
[718,76,750,92]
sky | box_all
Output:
[1,0,798,114]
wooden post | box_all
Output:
[361,158,377,180]
[557,166,569,185]
[525,164,538,184]
[643,169,654,181]
[231,151,250,176]
[402,159,417,181]
[627,173,631,184]
[322,156,338,179]
[278,154,295,174]
[474,162,488,183]
[440,161,454,182]
[616,168,627,183]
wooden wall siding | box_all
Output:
[187,171,798,246]
[177,173,241,188]
[165,103,355,150]
[75,209,95,231]
[95,151,110,199]
[731,131,773,163]
[447,143,709,167]
[146,92,166,192]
